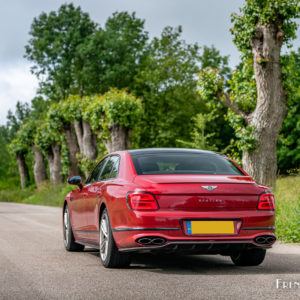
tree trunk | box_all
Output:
[16,153,30,189]
[243,24,286,189]
[74,119,84,153]
[74,119,98,160]
[32,145,47,188]
[82,120,98,160]
[63,123,80,176]
[103,139,113,153]
[109,124,130,152]
[47,142,63,185]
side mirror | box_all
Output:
[67,175,83,190]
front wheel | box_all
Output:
[230,248,266,266]
[99,209,131,268]
[63,205,85,251]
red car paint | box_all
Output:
[63,149,276,252]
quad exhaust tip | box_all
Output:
[137,235,276,246]
[136,237,166,245]
[254,235,276,245]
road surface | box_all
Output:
[0,202,299,300]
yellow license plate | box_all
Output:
[187,220,235,234]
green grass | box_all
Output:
[0,176,21,190]
[0,176,299,243]
[275,176,300,243]
[0,181,74,207]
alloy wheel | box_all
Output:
[100,214,109,261]
[63,208,69,246]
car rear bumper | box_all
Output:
[111,210,276,252]
[114,229,276,253]
[118,240,274,253]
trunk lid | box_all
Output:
[133,175,263,210]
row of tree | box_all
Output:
[9,89,141,188]
[1,0,299,190]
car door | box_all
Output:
[85,155,120,244]
[70,159,106,241]
[68,187,87,232]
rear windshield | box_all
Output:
[130,152,244,176]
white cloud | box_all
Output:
[0,63,38,125]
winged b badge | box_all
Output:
[201,185,218,191]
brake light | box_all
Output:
[258,193,275,210]
[127,192,159,210]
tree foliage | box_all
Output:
[8,119,38,157]
[0,126,11,179]
[192,46,235,152]
[178,112,218,151]
[135,26,201,147]
[226,60,257,151]
[231,0,299,57]
[6,102,31,140]
[101,12,148,92]
[277,49,300,173]
[77,12,148,95]
[84,88,142,138]
[61,95,91,122]
[34,122,59,155]
[25,3,96,100]
[199,45,231,80]
[198,60,257,153]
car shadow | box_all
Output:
[85,248,300,275]
[130,252,300,275]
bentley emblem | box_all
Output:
[201,185,218,191]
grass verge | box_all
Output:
[275,176,300,243]
[0,182,74,207]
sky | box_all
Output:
[0,0,299,125]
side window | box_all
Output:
[86,158,108,184]
[99,156,120,181]
[109,156,120,179]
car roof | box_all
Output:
[127,148,218,155]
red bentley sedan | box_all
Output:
[63,148,276,268]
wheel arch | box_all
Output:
[62,200,68,221]
[63,199,73,226]
[63,199,68,210]
[99,202,107,219]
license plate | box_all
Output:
[187,220,235,234]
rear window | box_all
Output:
[130,152,244,176]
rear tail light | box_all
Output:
[127,192,159,210]
[258,193,275,210]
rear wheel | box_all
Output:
[230,248,266,266]
[63,205,85,251]
[99,209,131,268]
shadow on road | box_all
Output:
[86,249,300,275]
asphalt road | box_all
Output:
[0,202,299,300]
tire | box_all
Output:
[63,205,85,251]
[230,248,266,266]
[99,208,131,268]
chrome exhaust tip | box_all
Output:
[136,237,166,245]
[254,235,276,245]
